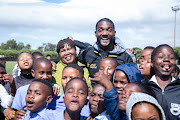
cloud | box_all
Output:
[0,0,179,49]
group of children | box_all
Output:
[0,38,180,120]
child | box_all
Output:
[21,79,53,120]
[31,51,43,61]
[52,38,91,93]
[126,92,166,120]
[146,44,180,119]
[88,84,111,120]
[98,58,118,77]
[0,63,15,120]
[111,62,141,96]
[55,77,88,120]
[11,58,61,119]
[139,46,155,81]
[14,52,34,90]
[55,64,90,117]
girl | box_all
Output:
[147,44,180,119]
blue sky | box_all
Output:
[0,0,180,50]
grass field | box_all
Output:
[6,61,17,75]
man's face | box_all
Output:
[95,21,116,49]
[0,67,6,85]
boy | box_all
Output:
[21,79,53,120]
[88,84,111,119]
[0,58,6,66]
[55,64,90,117]
[138,46,155,81]
[54,77,88,120]
[11,58,61,119]
[14,52,34,90]
[98,58,118,77]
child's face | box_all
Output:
[59,44,77,64]
[26,81,52,113]
[131,103,160,120]
[152,46,175,77]
[118,83,142,111]
[139,49,153,77]
[99,59,116,76]
[32,62,52,82]
[89,84,106,115]
[18,53,33,70]
[63,79,87,112]
[0,67,6,84]
[62,67,82,90]
[113,70,129,95]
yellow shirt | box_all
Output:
[52,60,92,94]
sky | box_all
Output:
[0,0,180,50]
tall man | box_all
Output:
[78,18,133,79]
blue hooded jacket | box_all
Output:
[104,63,142,120]
[112,62,142,83]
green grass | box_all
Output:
[6,61,17,75]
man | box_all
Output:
[78,18,133,79]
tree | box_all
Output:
[17,42,24,51]
[44,43,56,51]
[0,43,7,50]
[25,44,31,50]
[6,39,17,50]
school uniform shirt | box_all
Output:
[52,109,84,120]
[21,108,54,120]
[0,84,14,108]
[94,111,111,120]
[11,83,62,110]
[52,94,91,117]
[146,75,180,120]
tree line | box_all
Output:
[0,39,180,64]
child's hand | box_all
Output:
[89,70,113,92]
[53,86,60,97]
[4,108,15,120]
[14,108,26,120]
[3,74,14,85]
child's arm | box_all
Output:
[90,71,124,120]
[3,74,16,96]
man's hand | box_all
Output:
[14,108,26,120]
[4,108,15,120]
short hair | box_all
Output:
[100,58,118,67]
[63,64,84,79]
[33,57,52,70]
[96,18,115,30]
[46,54,51,57]
[56,38,76,54]
[32,52,43,60]
[144,46,155,50]
[151,44,175,61]
[18,52,32,60]
[0,63,5,69]
[33,79,53,95]
[64,77,88,96]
